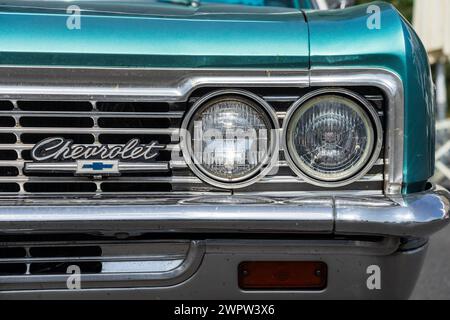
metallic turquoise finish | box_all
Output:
[0,1,435,192]
[0,2,309,68]
[305,2,435,193]
[202,0,314,8]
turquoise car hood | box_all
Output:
[0,0,309,68]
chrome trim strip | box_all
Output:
[171,159,388,169]
[0,176,201,184]
[0,174,384,184]
[0,127,178,135]
[234,190,384,197]
[259,174,384,183]
[0,66,309,102]
[0,257,185,264]
[117,163,169,172]
[263,96,301,102]
[0,110,185,119]
[0,191,233,199]
[24,162,170,173]
[310,69,404,195]
[0,187,447,238]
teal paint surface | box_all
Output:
[0,1,435,192]
[0,2,309,68]
[305,2,435,193]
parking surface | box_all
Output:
[411,224,450,300]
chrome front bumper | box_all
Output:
[0,186,448,238]
[0,187,448,299]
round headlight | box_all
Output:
[181,90,279,189]
[284,89,382,186]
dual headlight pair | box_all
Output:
[181,88,383,189]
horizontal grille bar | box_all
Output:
[0,111,184,118]
[24,162,170,173]
[170,159,385,169]
[0,255,185,264]
[0,127,179,135]
[0,174,384,184]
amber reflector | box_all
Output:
[238,261,327,290]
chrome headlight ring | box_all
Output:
[282,88,383,188]
[181,89,280,190]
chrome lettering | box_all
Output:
[31,137,164,161]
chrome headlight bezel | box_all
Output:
[283,88,383,188]
[181,89,280,189]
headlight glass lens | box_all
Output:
[286,94,375,182]
[187,95,272,182]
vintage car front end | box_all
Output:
[0,1,448,299]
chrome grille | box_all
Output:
[0,100,182,195]
[0,88,385,196]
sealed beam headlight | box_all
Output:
[181,90,279,189]
[284,89,382,186]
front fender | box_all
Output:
[305,1,435,193]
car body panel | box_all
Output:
[0,1,309,68]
